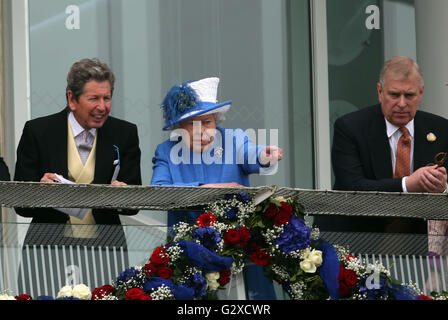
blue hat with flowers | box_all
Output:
[161,77,232,130]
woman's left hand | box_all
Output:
[260,146,283,166]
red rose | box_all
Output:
[91,284,117,300]
[279,202,293,215]
[339,282,350,297]
[239,226,250,247]
[338,265,358,297]
[264,203,279,219]
[343,269,358,287]
[417,295,432,300]
[218,270,231,287]
[195,213,217,227]
[274,210,292,226]
[125,288,150,300]
[249,244,271,266]
[150,246,170,266]
[15,294,32,300]
[144,263,158,275]
[157,266,174,279]
[224,229,241,245]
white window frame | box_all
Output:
[310,0,332,190]
[10,0,31,154]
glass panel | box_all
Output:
[1,222,445,298]
[326,0,385,185]
[1,223,167,298]
[27,0,314,227]
[288,0,314,189]
[326,0,418,185]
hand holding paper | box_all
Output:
[52,173,89,220]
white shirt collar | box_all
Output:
[69,111,96,138]
[385,118,414,139]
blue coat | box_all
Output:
[151,127,274,188]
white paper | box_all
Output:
[111,164,120,183]
[54,174,75,184]
[53,174,89,220]
[253,185,277,206]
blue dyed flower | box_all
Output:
[275,216,311,254]
[236,193,251,203]
[225,207,238,221]
[144,277,175,292]
[184,272,207,298]
[192,227,222,251]
[224,193,251,203]
[116,267,144,287]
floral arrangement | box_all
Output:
[7,193,439,300]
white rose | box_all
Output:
[72,284,91,300]
[57,285,74,298]
[205,272,221,291]
[300,259,316,273]
[205,272,220,281]
[207,280,220,291]
[0,294,15,300]
[274,196,287,202]
[308,250,323,267]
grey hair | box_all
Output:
[379,56,424,89]
[66,58,115,104]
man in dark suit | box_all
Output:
[14,58,142,243]
[315,56,448,235]
[14,58,142,294]
[0,157,9,181]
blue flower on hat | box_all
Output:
[161,77,232,130]
[161,82,198,127]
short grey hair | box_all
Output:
[66,58,115,104]
[379,56,424,89]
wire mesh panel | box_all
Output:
[2,182,448,220]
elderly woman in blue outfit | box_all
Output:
[151,77,283,300]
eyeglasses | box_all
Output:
[427,152,447,167]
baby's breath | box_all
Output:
[288,281,306,300]
[166,244,183,265]
[150,284,174,300]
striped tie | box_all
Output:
[394,127,411,178]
